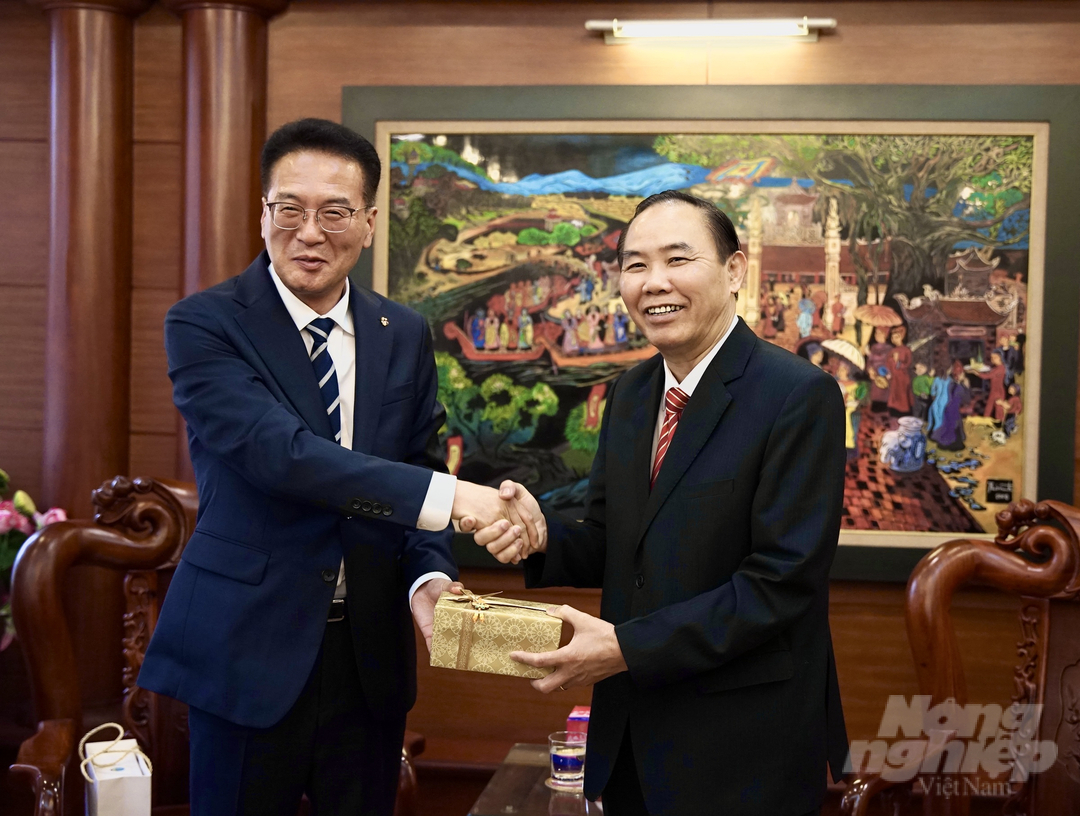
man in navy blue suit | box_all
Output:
[140,119,538,816]
[473,192,848,816]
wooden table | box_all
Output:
[468,744,602,815]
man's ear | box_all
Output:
[726,251,749,294]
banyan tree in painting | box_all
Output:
[379,128,1039,541]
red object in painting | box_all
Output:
[567,706,590,735]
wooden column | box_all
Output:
[163,0,288,479]
[31,0,150,708]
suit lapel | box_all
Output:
[635,319,757,546]
[350,284,392,455]
[618,360,664,532]
[233,254,334,440]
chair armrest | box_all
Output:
[840,771,900,816]
[403,729,425,759]
[9,718,76,816]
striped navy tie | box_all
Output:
[305,317,342,443]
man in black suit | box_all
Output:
[473,191,849,816]
[140,119,538,816]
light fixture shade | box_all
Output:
[584,17,837,43]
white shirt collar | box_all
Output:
[662,315,741,399]
[268,262,354,336]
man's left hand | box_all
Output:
[411,578,464,652]
[510,605,628,693]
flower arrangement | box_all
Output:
[0,469,66,651]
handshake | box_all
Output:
[450,480,547,563]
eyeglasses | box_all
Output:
[265,201,369,233]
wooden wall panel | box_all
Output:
[0,285,46,432]
[129,431,178,482]
[0,1,49,530]
[830,582,1020,743]
[269,1,1080,131]
[133,4,183,144]
[0,142,48,289]
[0,430,44,509]
[131,287,177,435]
[133,142,183,291]
[0,2,49,142]
[707,18,1080,85]
[267,2,711,128]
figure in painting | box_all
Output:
[762,295,779,339]
[797,295,816,338]
[866,326,893,412]
[504,309,518,351]
[999,383,1023,437]
[912,362,932,420]
[518,308,533,349]
[586,305,605,350]
[969,349,1008,420]
[470,308,486,351]
[835,360,867,461]
[926,367,951,436]
[830,295,845,336]
[561,309,579,354]
[575,308,590,348]
[886,325,914,419]
[931,361,972,451]
[612,303,630,344]
[485,310,501,351]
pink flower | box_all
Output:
[34,507,67,529]
[0,507,32,536]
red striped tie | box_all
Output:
[651,386,689,489]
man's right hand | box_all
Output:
[451,479,543,556]
[467,481,547,564]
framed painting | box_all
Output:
[343,87,1080,579]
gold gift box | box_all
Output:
[430,590,561,679]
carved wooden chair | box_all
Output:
[841,499,1080,816]
[8,476,424,816]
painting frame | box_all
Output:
[342,86,1080,581]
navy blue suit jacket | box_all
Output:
[525,319,849,816]
[139,252,456,728]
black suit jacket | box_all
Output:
[140,252,456,728]
[525,319,848,816]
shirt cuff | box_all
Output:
[409,571,452,611]
[417,471,456,531]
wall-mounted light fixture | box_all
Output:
[584,17,838,44]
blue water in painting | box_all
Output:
[393,160,711,197]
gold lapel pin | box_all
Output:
[380,316,389,327]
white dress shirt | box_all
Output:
[651,315,741,465]
[268,264,454,605]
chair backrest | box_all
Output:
[902,499,1080,816]
[12,476,199,811]
[13,475,423,816]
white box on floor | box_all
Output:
[84,738,151,816]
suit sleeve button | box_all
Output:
[350,499,362,511]
[361,501,372,512]
[383,506,393,516]
[321,568,337,583]
[634,574,644,589]
[371,502,383,514]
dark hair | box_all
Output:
[261,118,381,206]
[616,190,740,268]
